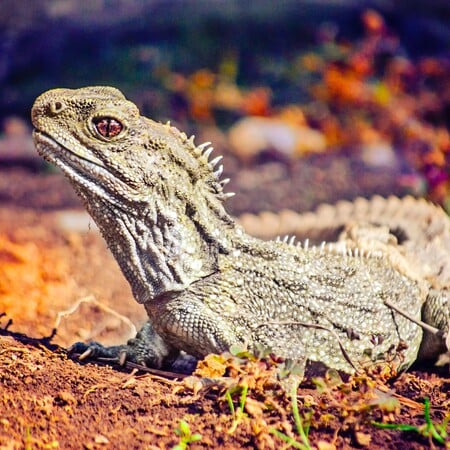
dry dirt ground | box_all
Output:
[0,166,449,449]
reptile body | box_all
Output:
[31,87,449,377]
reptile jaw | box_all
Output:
[33,130,105,169]
[33,130,141,206]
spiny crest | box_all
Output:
[194,140,235,200]
[275,235,384,260]
[165,121,235,201]
[275,235,296,245]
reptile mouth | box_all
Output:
[33,130,105,169]
[33,130,139,204]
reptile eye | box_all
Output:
[93,117,123,138]
[51,101,64,113]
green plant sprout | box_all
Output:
[372,398,449,445]
[24,426,32,450]
[226,384,249,433]
[171,419,202,450]
[270,383,313,450]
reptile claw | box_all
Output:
[119,350,127,365]
[79,347,94,360]
[67,341,119,361]
[67,341,92,356]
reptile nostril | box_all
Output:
[50,100,65,114]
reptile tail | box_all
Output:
[238,195,450,291]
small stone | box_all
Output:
[355,431,371,447]
[317,441,336,450]
[94,434,109,444]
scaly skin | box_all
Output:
[31,87,449,377]
[239,195,450,363]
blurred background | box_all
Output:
[0,0,449,214]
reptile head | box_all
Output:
[32,86,231,209]
[32,86,239,301]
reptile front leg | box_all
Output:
[69,321,185,370]
[145,292,244,360]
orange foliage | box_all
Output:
[323,65,369,104]
[241,87,272,117]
